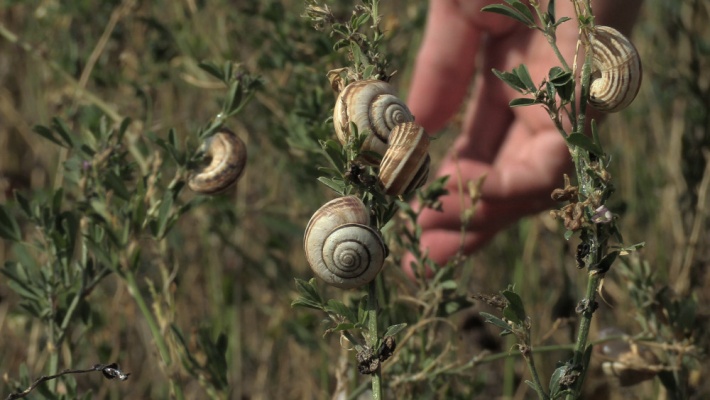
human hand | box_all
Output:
[403,0,642,275]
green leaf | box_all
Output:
[118,117,132,142]
[553,16,571,27]
[513,64,537,92]
[198,61,225,82]
[14,191,33,218]
[509,98,539,107]
[326,299,357,323]
[481,4,534,27]
[502,289,526,324]
[33,124,66,147]
[492,68,526,93]
[156,192,174,239]
[332,323,356,332]
[321,139,346,171]
[566,133,603,157]
[549,363,569,397]
[294,278,324,307]
[317,177,347,195]
[51,118,75,148]
[101,171,131,201]
[0,203,21,241]
[506,0,535,26]
[383,323,407,337]
[291,297,324,311]
[547,0,556,24]
[548,67,572,86]
[480,312,512,332]
[591,250,619,274]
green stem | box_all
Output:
[566,273,602,399]
[124,268,185,400]
[530,1,571,71]
[523,347,549,400]
[367,280,382,400]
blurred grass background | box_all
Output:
[0,0,708,399]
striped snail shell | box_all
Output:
[188,128,247,194]
[589,26,642,112]
[304,196,386,289]
[378,122,431,196]
[333,80,414,165]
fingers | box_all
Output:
[406,1,482,133]
[401,228,497,278]
[418,121,568,232]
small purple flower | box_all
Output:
[591,205,613,224]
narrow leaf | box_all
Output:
[509,98,539,107]
[514,64,537,92]
[492,68,526,93]
[566,133,603,157]
[480,312,512,331]
[198,61,224,82]
[502,289,526,324]
[294,278,324,306]
[326,299,357,323]
[384,323,407,337]
[481,4,534,26]
[0,204,21,241]
[32,125,65,147]
[317,177,347,195]
[51,118,75,148]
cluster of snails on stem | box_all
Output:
[304,78,432,289]
[188,127,248,194]
[588,25,642,113]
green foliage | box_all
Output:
[0,0,707,399]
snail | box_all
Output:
[589,25,642,112]
[304,196,386,289]
[378,122,431,196]
[333,79,414,164]
[188,128,247,194]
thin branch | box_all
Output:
[5,363,130,400]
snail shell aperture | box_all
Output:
[188,128,247,194]
[378,122,431,196]
[333,80,414,165]
[589,26,642,113]
[304,196,386,289]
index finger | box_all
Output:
[406,1,483,133]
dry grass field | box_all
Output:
[0,0,708,399]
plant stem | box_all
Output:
[367,280,382,400]
[124,268,186,400]
[566,273,602,399]
[522,347,549,400]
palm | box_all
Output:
[403,0,640,269]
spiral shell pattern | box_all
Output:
[304,196,386,289]
[333,80,414,164]
[188,128,247,194]
[379,122,431,196]
[589,26,642,113]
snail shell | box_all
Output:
[589,26,642,112]
[188,128,247,194]
[378,122,431,196]
[304,196,386,289]
[333,80,414,165]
